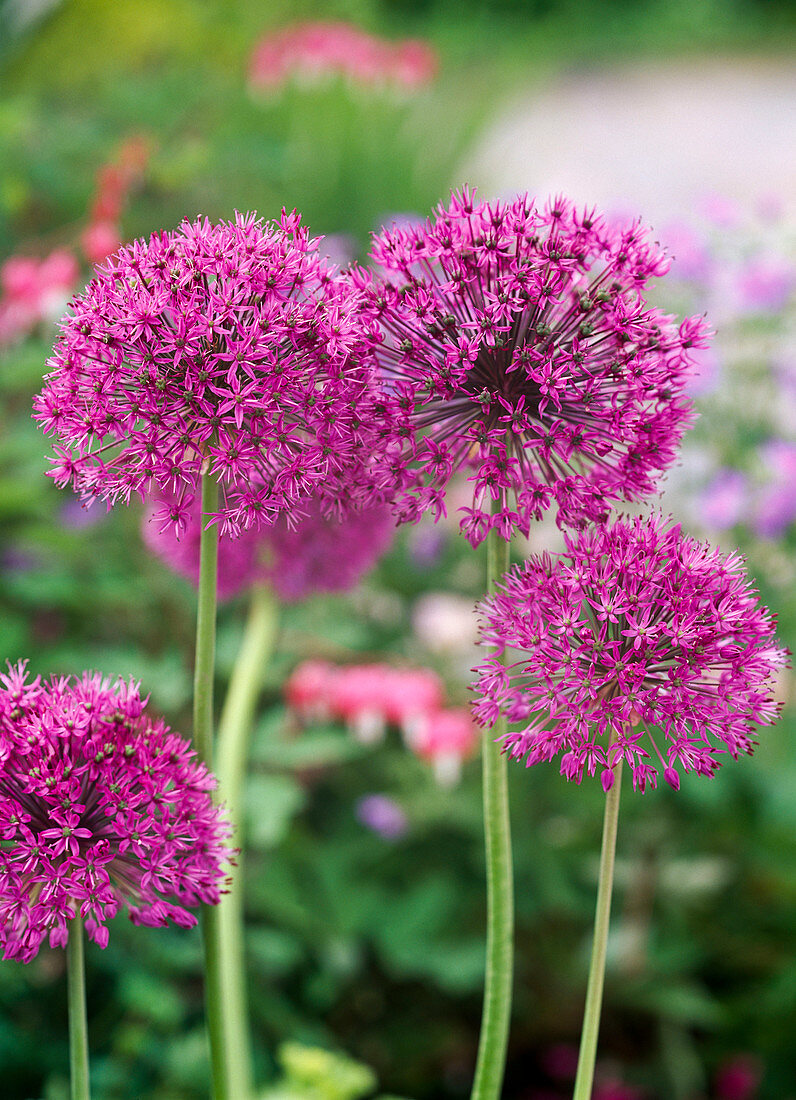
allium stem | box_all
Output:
[67,915,91,1100]
[194,472,220,770]
[471,528,514,1100]
[215,583,279,1100]
[193,471,228,1100]
[573,751,623,1100]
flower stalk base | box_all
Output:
[573,754,623,1100]
[67,915,91,1100]
[470,528,514,1100]
[215,583,279,1100]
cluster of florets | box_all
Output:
[472,515,787,791]
[35,211,387,535]
[0,663,232,961]
[143,490,395,602]
[359,188,708,545]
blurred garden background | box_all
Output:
[1,0,795,1098]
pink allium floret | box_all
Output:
[359,188,707,545]
[472,514,787,792]
[0,662,232,961]
[143,490,394,601]
[35,211,387,535]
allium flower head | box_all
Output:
[472,514,787,791]
[143,490,394,601]
[0,662,231,961]
[361,188,708,544]
[35,211,385,535]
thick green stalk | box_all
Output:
[572,752,624,1100]
[215,584,279,1100]
[193,472,228,1100]
[470,528,514,1100]
[67,916,91,1100]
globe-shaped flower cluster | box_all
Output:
[143,490,395,602]
[35,211,387,535]
[472,515,788,790]
[0,663,232,961]
[360,189,708,544]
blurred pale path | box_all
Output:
[464,59,796,222]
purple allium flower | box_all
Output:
[35,211,387,535]
[753,440,796,538]
[698,468,748,532]
[143,490,394,602]
[359,189,707,545]
[472,514,787,792]
[0,662,232,961]
[736,255,794,314]
[355,794,408,840]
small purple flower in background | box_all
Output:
[359,188,706,545]
[407,522,448,569]
[754,439,796,538]
[59,498,105,531]
[698,468,749,532]
[143,490,394,601]
[699,193,743,229]
[661,219,713,282]
[682,344,721,395]
[35,212,390,535]
[736,255,794,315]
[472,514,787,791]
[356,794,408,840]
[0,661,232,961]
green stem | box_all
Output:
[572,750,624,1100]
[215,583,279,1100]
[193,472,228,1100]
[471,528,514,1100]
[67,916,90,1100]
[194,472,219,771]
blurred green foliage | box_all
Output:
[1,1,796,1099]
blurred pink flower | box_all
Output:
[684,344,721,395]
[249,22,438,95]
[753,440,796,537]
[0,250,78,346]
[736,255,794,314]
[285,660,338,723]
[285,660,446,749]
[700,193,743,228]
[409,708,478,786]
[662,219,713,282]
[698,468,748,532]
[715,1054,762,1100]
[81,219,122,265]
[542,1043,579,1080]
